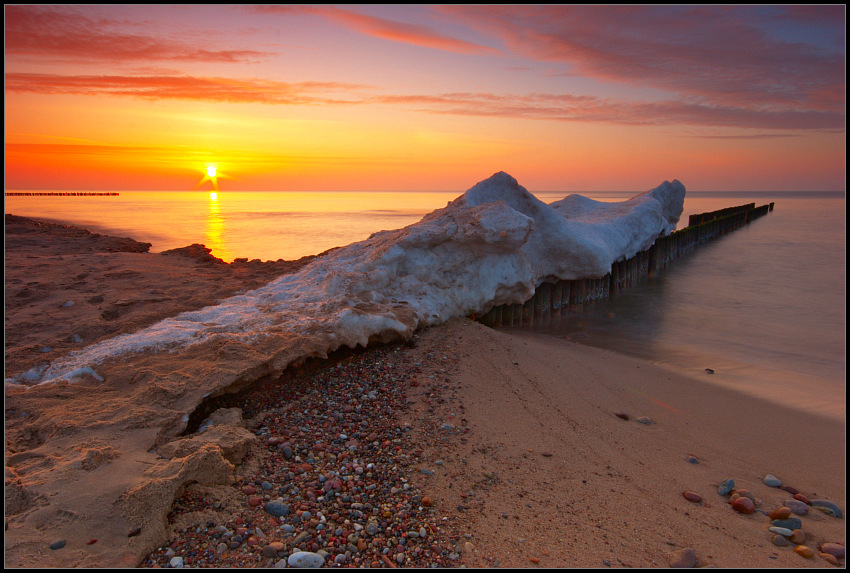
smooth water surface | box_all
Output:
[530,195,846,420]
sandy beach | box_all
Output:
[4,215,845,568]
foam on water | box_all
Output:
[9,171,685,387]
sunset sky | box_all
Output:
[4,4,846,193]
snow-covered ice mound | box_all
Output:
[12,171,684,387]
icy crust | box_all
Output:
[12,172,685,387]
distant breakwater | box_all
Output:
[476,201,774,328]
[5,192,119,196]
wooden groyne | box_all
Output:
[476,201,774,328]
[5,192,119,196]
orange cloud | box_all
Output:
[5,73,371,105]
[6,72,843,131]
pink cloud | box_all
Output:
[439,5,845,115]
[4,5,270,63]
[250,5,500,56]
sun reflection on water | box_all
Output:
[205,191,233,262]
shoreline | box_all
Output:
[4,215,845,568]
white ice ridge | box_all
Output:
[14,172,685,386]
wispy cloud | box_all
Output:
[440,5,845,114]
[7,72,842,131]
[4,5,270,63]
[250,5,501,56]
[372,92,844,130]
[5,73,370,105]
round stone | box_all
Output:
[763,474,782,487]
[820,543,845,559]
[819,553,839,566]
[794,545,815,559]
[783,500,809,515]
[769,507,792,520]
[264,501,290,517]
[170,556,184,568]
[793,493,811,505]
[771,534,791,547]
[768,526,793,537]
[686,456,699,464]
[717,479,735,496]
[49,539,66,550]
[287,551,325,568]
[682,491,702,503]
[789,529,806,545]
[731,497,755,514]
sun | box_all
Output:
[206,165,217,178]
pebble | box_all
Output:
[169,556,184,568]
[49,539,66,550]
[615,412,629,420]
[771,517,802,531]
[682,491,702,503]
[763,474,782,487]
[780,484,800,495]
[717,479,735,496]
[685,456,699,464]
[139,344,468,569]
[668,547,696,568]
[820,543,845,559]
[768,526,793,537]
[794,545,815,559]
[264,500,289,517]
[789,529,806,545]
[287,551,325,568]
[811,500,843,518]
[769,507,791,520]
[635,416,652,425]
[783,499,809,515]
[731,497,754,514]
[771,534,791,547]
[793,493,811,505]
[819,553,840,566]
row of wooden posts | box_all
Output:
[476,201,774,328]
[4,192,120,196]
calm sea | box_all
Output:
[5,189,845,419]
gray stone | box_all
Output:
[717,479,735,496]
[783,499,809,515]
[287,551,325,568]
[771,517,802,530]
[811,499,843,519]
[763,474,782,487]
[264,500,290,517]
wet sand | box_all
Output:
[4,215,845,568]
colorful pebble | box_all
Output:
[731,497,755,514]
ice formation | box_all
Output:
[13,171,685,387]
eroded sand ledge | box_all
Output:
[4,215,845,568]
